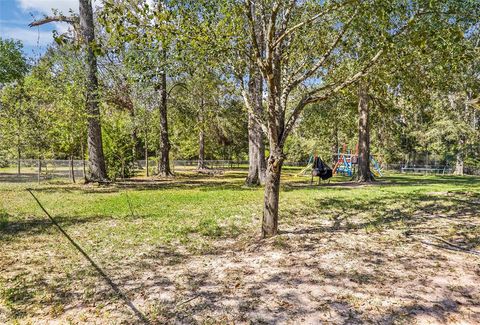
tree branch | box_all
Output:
[265,0,280,72]
[29,15,78,27]
[280,48,383,146]
[286,8,358,92]
[307,48,384,104]
[279,7,434,144]
[273,0,352,49]
[245,1,266,73]
[279,0,297,38]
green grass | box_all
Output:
[1,171,479,246]
[1,169,480,322]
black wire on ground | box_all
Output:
[26,188,150,325]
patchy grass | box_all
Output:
[1,170,480,324]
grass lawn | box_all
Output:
[1,169,479,324]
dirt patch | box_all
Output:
[3,211,479,324]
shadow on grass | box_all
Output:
[29,177,253,194]
[7,171,479,196]
[284,174,480,191]
[0,214,117,241]
[2,173,480,323]
[126,253,477,324]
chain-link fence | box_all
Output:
[0,159,303,182]
[1,159,478,182]
[0,159,86,183]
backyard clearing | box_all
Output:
[1,171,479,324]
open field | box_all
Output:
[1,170,480,324]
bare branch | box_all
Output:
[29,15,78,27]
[286,8,358,92]
[280,48,383,145]
[273,0,352,49]
[265,1,280,71]
[279,0,297,37]
[245,0,266,72]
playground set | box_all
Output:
[299,144,383,180]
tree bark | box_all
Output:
[455,138,464,175]
[246,71,266,186]
[79,0,107,181]
[145,128,149,177]
[332,123,338,165]
[262,147,283,237]
[198,127,206,169]
[356,81,372,182]
[157,71,172,177]
[37,156,41,183]
[70,154,76,183]
[17,146,21,176]
[197,96,207,170]
[81,139,87,182]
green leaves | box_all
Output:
[0,38,28,84]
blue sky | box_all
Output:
[0,0,79,57]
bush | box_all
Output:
[0,155,9,168]
[102,111,136,180]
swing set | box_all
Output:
[332,144,383,178]
[298,143,383,180]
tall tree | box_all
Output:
[180,0,267,184]
[29,0,108,181]
[245,69,266,185]
[241,0,382,236]
[79,0,107,180]
[239,0,472,237]
[356,81,371,181]
[0,38,28,173]
[100,0,180,177]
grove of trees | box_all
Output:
[0,0,479,237]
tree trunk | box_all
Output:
[262,147,283,238]
[198,127,206,169]
[145,128,149,177]
[79,0,107,181]
[157,71,172,177]
[70,154,76,183]
[17,146,21,175]
[332,124,338,165]
[455,138,464,175]
[37,156,41,183]
[81,140,87,182]
[197,97,207,170]
[356,81,372,182]
[245,71,266,185]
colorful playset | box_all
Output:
[299,144,383,179]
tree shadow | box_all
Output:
[0,214,119,241]
[2,173,480,323]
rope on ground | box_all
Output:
[26,188,150,325]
